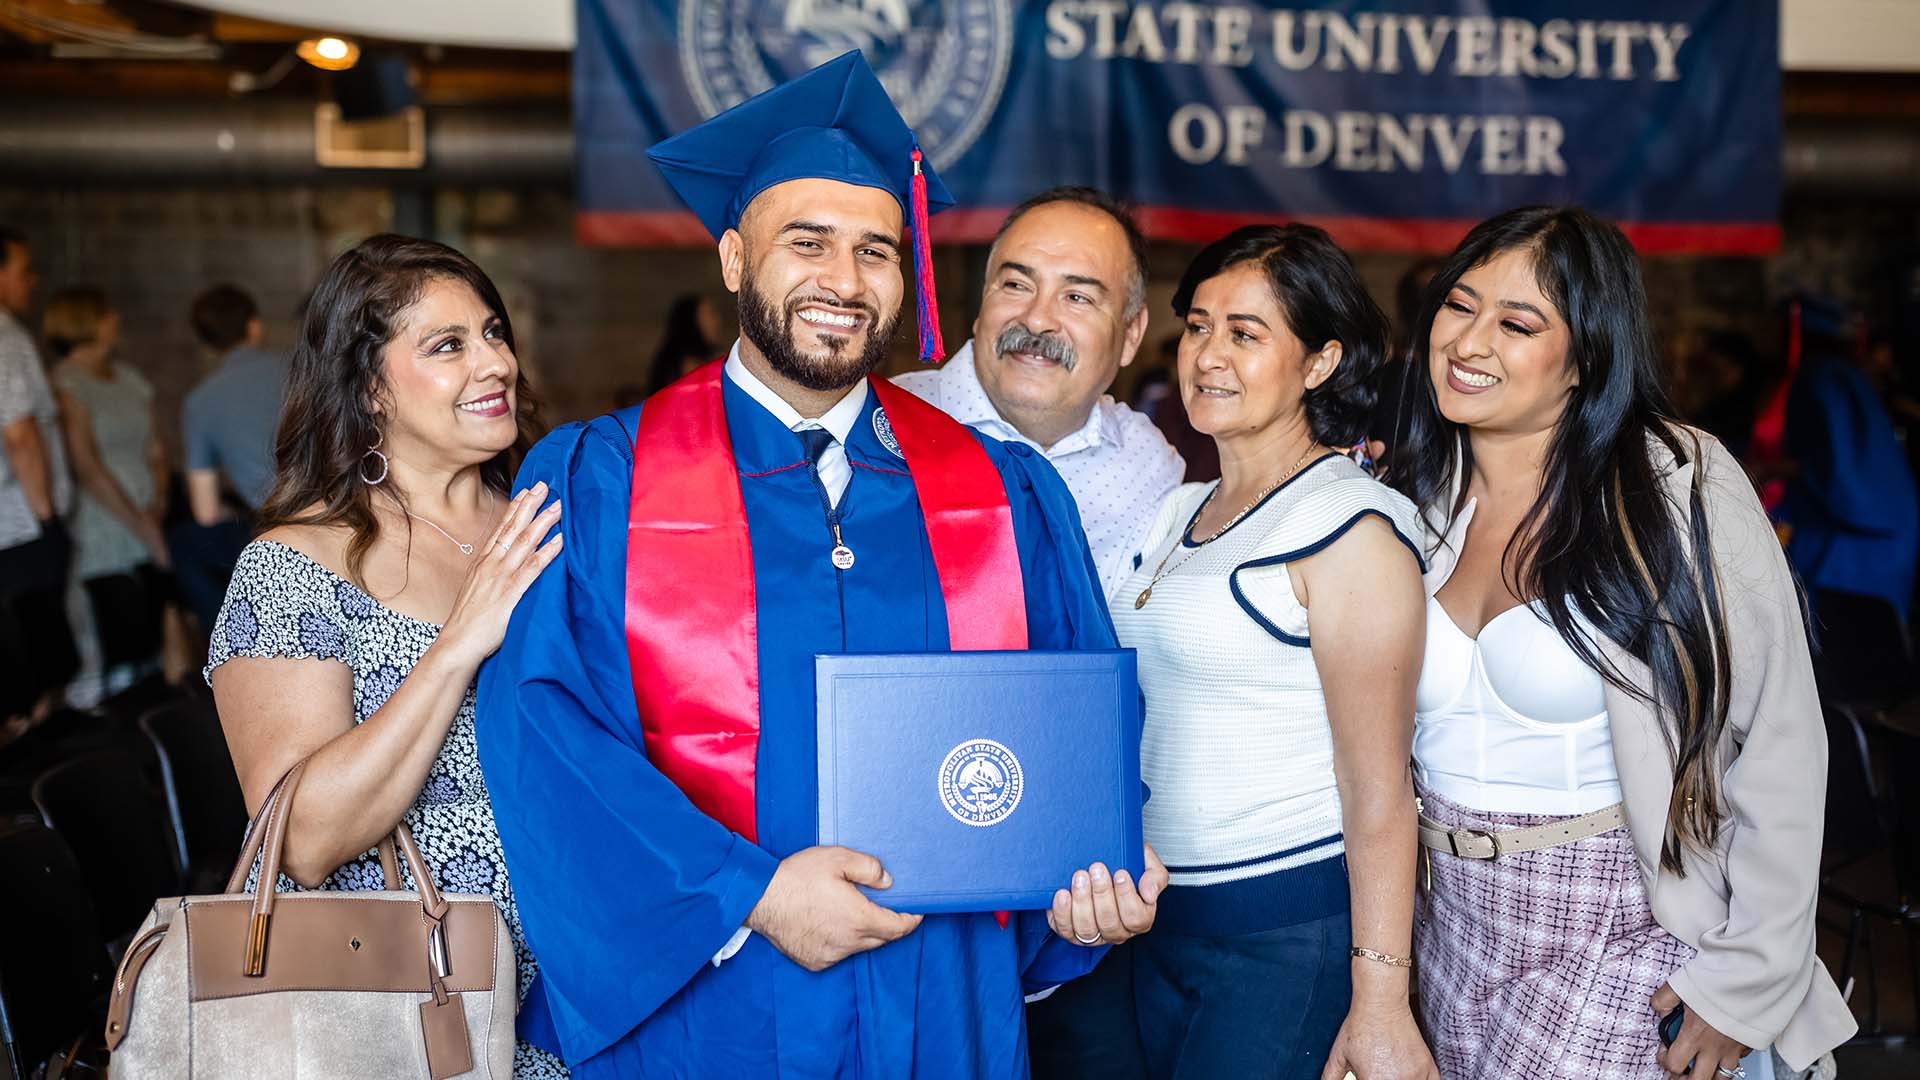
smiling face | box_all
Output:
[1178,262,1338,440]
[972,202,1147,441]
[1427,246,1577,436]
[721,177,905,392]
[375,276,520,468]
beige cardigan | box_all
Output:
[1422,425,1855,1070]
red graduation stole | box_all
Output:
[624,359,1028,844]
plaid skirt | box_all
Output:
[1413,785,1694,1080]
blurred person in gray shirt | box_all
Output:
[0,226,73,592]
[0,226,78,726]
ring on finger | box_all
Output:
[498,541,513,555]
[1715,1068,1745,1079]
[1073,930,1101,945]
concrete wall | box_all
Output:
[2,183,1914,455]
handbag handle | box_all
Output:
[227,758,453,977]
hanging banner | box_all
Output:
[575,1,1779,253]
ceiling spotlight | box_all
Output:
[297,36,360,71]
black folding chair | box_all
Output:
[0,816,110,1079]
[30,747,182,943]
[1820,701,1920,1036]
[138,698,247,891]
[1812,588,1917,710]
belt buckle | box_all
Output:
[1448,828,1498,859]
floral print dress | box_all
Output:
[207,539,568,1078]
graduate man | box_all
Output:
[476,53,1165,1078]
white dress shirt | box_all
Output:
[711,344,869,967]
[725,343,867,508]
[893,341,1185,600]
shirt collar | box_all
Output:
[723,340,868,445]
[935,339,1114,456]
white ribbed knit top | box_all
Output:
[1110,453,1423,889]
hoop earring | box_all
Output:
[360,431,388,486]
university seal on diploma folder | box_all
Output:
[938,738,1024,826]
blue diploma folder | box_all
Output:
[815,650,1143,913]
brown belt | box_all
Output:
[1416,801,1626,860]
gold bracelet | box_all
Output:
[1350,946,1414,969]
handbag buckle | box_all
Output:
[428,920,450,979]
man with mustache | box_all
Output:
[476,55,1164,1079]
[895,188,1185,601]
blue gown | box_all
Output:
[1783,356,1920,620]
[476,375,1119,1078]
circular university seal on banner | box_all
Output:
[938,738,1024,827]
[678,0,1013,171]
[871,407,905,458]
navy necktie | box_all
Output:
[797,426,835,467]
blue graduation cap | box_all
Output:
[647,51,954,361]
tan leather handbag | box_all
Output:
[103,761,516,1078]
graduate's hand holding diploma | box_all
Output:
[1048,843,1168,947]
[747,845,924,972]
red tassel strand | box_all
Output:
[910,148,945,363]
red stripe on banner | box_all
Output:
[577,209,1780,256]
[576,211,715,246]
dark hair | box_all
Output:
[258,234,540,586]
[189,285,261,351]
[1393,256,1445,355]
[647,294,718,395]
[1385,205,1735,874]
[0,227,26,267]
[1170,224,1389,447]
[994,186,1148,317]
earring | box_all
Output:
[360,430,388,485]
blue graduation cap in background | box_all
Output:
[647,51,955,361]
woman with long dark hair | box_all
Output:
[206,235,568,1077]
[1388,207,1852,1079]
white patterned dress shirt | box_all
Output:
[893,340,1185,601]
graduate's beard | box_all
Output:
[739,276,898,393]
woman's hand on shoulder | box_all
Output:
[1320,1002,1439,1080]
[436,482,563,668]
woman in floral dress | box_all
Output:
[208,235,566,1077]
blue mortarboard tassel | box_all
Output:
[911,147,944,364]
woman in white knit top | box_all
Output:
[1028,225,1435,1080]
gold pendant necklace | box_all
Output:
[1134,445,1321,609]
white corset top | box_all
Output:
[1413,595,1623,816]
